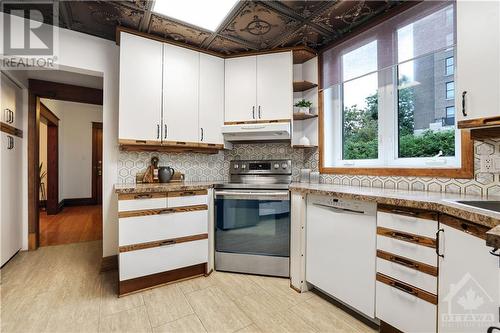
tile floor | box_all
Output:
[0,241,376,333]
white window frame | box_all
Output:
[327,46,461,169]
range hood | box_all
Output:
[221,122,291,142]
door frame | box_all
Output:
[39,102,60,215]
[91,122,103,205]
[28,79,103,250]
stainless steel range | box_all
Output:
[214,159,292,277]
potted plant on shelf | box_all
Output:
[294,99,313,114]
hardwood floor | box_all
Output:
[0,241,376,333]
[39,205,102,246]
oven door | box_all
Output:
[214,189,290,276]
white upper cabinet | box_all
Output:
[225,56,257,122]
[163,44,200,143]
[1,73,20,129]
[438,223,499,332]
[199,53,224,145]
[225,52,293,123]
[119,32,163,142]
[456,0,500,123]
[256,52,293,121]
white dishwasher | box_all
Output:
[306,194,377,319]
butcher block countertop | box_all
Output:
[290,182,500,248]
[114,181,217,194]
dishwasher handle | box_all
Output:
[312,202,366,215]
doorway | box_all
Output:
[27,77,103,250]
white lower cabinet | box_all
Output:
[119,210,208,246]
[376,280,437,333]
[119,239,208,281]
[117,190,209,295]
[438,222,499,333]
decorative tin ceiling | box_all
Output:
[3,0,408,54]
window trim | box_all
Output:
[445,56,454,75]
[445,81,455,100]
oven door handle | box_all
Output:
[215,191,290,200]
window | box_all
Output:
[322,2,462,171]
[444,106,455,126]
[446,81,455,99]
[445,56,454,75]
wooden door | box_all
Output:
[456,1,500,122]
[224,56,257,122]
[256,52,293,121]
[92,122,103,204]
[163,43,199,143]
[119,32,163,142]
[199,53,224,145]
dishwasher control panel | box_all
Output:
[307,194,377,215]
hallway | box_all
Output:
[39,205,102,246]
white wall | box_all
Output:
[1,13,119,256]
[40,99,103,200]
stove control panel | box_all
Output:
[230,160,292,175]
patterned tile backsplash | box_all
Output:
[118,139,500,196]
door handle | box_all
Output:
[200,127,204,141]
[164,124,167,139]
[461,91,467,117]
[157,124,160,139]
[436,228,444,258]
[258,105,261,119]
[7,136,14,150]
[252,106,255,119]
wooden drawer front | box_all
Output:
[377,235,437,266]
[376,278,437,333]
[167,190,208,207]
[118,193,167,212]
[376,257,437,294]
[119,238,208,281]
[377,211,438,239]
[119,210,208,246]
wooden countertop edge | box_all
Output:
[289,185,500,238]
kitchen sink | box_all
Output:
[455,201,500,213]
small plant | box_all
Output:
[294,99,313,108]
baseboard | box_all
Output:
[61,197,96,207]
[101,255,118,272]
[58,200,65,212]
[119,263,207,296]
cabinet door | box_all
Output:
[1,135,21,266]
[456,0,500,122]
[1,73,18,128]
[119,32,163,142]
[438,224,499,332]
[256,52,293,121]
[163,44,199,143]
[224,56,257,122]
[199,53,224,145]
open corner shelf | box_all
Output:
[293,81,318,92]
[292,144,318,149]
[292,47,317,64]
[293,113,318,121]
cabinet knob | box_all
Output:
[461,91,467,117]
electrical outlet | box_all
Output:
[480,157,494,172]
